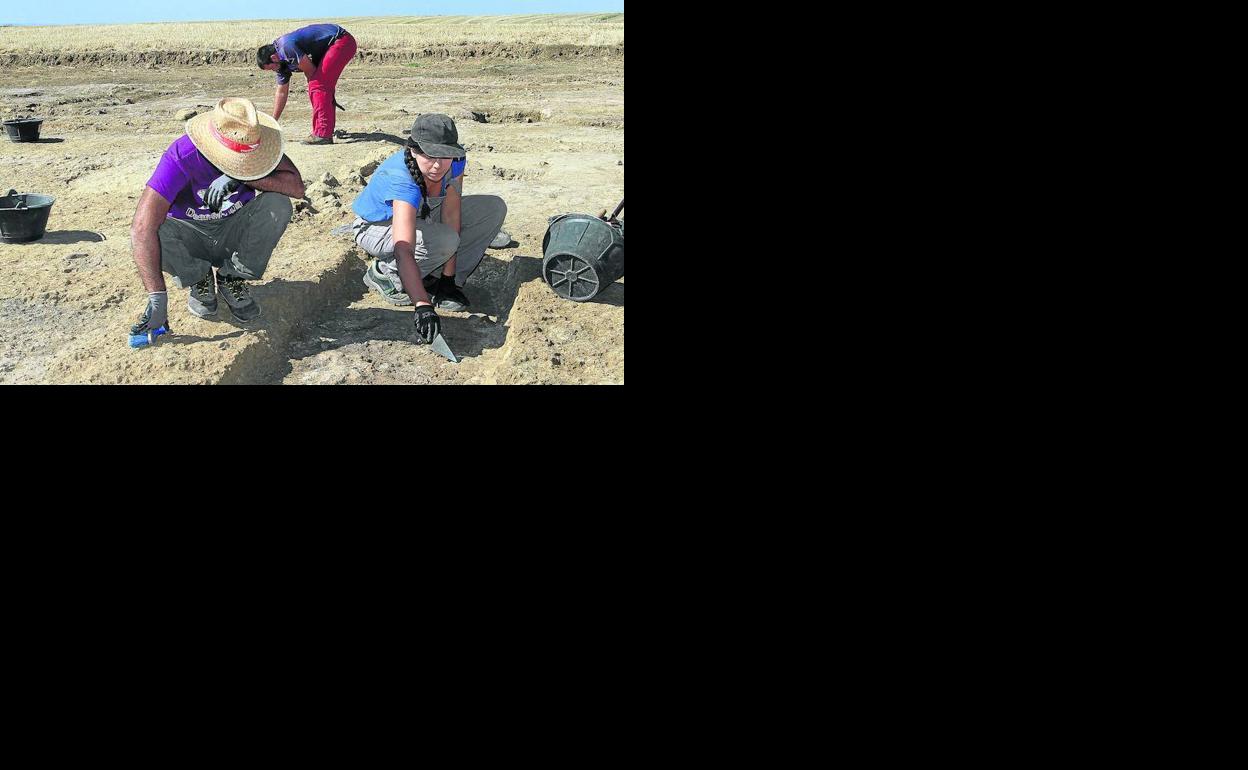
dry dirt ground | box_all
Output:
[0,54,623,384]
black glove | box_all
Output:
[414,304,440,345]
[205,174,241,213]
[431,274,470,309]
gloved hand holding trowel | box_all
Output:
[414,304,440,344]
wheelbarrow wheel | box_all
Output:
[544,253,602,302]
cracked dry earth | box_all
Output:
[0,56,623,384]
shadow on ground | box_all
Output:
[332,131,406,146]
[159,329,247,346]
[12,230,107,245]
[269,253,554,382]
[587,280,625,307]
[515,253,625,307]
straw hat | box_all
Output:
[186,98,284,181]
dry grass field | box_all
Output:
[0,14,625,54]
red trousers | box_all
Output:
[308,33,357,139]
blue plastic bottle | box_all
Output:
[128,324,172,349]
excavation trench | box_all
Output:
[0,45,624,70]
[258,244,546,385]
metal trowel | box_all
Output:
[430,334,459,363]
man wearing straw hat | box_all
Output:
[128,97,305,338]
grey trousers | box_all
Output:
[158,193,294,288]
[352,194,507,289]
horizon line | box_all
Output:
[1,12,624,28]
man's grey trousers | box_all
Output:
[157,193,293,288]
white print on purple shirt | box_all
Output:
[186,191,243,221]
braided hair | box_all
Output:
[404,141,433,219]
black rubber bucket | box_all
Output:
[541,214,625,302]
[3,118,44,142]
[0,189,56,243]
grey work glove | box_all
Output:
[130,291,169,335]
[205,174,242,213]
[413,304,440,345]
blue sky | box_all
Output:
[1,1,623,26]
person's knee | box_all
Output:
[417,252,451,279]
[424,226,460,259]
[357,224,396,260]
[470,195,507,227]
[162,248,211,288]
[489,196,508,225]
[256,193,293,228]
[157,223,207,282]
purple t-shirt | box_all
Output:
[146,135,257,221]
[273,24,345,85]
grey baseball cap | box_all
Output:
[409,113,465,159]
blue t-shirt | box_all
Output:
[274,24,345,85]
[352,150,467,223]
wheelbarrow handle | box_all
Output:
[610,198,624,220]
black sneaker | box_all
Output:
[217,274,262,322]
[432,277,470,312]
[188,272,218,318]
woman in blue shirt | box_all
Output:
[350,114,507,344]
